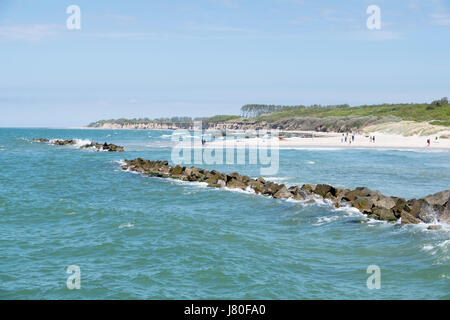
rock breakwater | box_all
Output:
[122,158,450,225]
[33,139,124,152]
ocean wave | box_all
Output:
[119,222,134,229]
[46,138,93,148]
[72,139,93,148]
[421,240,449,263]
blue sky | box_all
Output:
[0,0,449,127]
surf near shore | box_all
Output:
[203,131,450,150]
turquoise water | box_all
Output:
[0,128,449,299]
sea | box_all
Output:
[0,128,449,299]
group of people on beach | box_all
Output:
[340,132,376,145]
[341,132,355,144]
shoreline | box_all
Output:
[203,132,450,150]
[69,127,450,150]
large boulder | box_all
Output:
[261,182,281,196]
[351,197,373,213]
[206,173,221,186]
[424,190,450,206]
[248,180,265,194]
[401,211,421,224]
[372,195,397,210]
[288,186,309,200]
[227,172,243,182]
[314,184,336,197]
[343,187,373,202]
[301,184,315,193]
[273,186,293,199]
[407,199,436,223]
[226,179,247,190]
[170,165,184,175]
[390,197,408,218]
[372,207,396,221]
[436,200,450,223]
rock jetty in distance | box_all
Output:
[122,158,449,227]
[33,138,124,152]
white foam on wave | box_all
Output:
[73,139,93,148]
[305,160,316,164]
[119,222,134,229]
[421,240,449,262]
[115,159,126,166]
[46,138,93,149]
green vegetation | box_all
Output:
[203,115,241,122]
[87,115,241,127]
[87,98,450,129]
[241,100,450,123]
[430,121,450,127]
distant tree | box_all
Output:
[431,97,449,106]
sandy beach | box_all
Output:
[204,131,450,150]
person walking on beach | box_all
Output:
[427,138,430,147]
[352,134,355,142]
[372,136,375,143]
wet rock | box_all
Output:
[391,198,409,218]
[343,187,373,202]
[301,184,315,193]
[427,225,442,230]
[226,179,247,190]
[170,165,183,175]
[424,190,450,206]
[351,197,373,213]
[401,211,421,224]
[35,138,124,151]
[434,200,450,223]
[248,180,265,194]
[261,182,281,196]
[256,177,266,184]
[372,195,397,210]
[273,186,292,199]
[314,184,336,197]
[372,207,396,221]
[288,186,309,200]
[206,173,221,186]
[407,199,435,223]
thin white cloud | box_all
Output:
[0,24,62,41]
[430,13,450,26]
